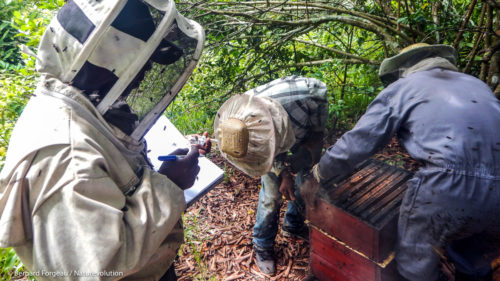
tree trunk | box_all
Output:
[488,5,499,98]
[453,0,478,50]
[479,3,493,81]
[463,2,487,74]
[432,2,441,42]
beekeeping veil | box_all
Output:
[214,94,295,177]
[36,0,204,140]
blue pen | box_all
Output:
[158,155,186,161]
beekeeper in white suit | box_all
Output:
[0,0,206,280]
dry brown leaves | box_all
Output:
[373,137,422,172]
[175,156,311,281]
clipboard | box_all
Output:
[144,116,224,207]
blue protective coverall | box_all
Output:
[317,67,500,280]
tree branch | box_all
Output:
[453,0,478,49]
[198,7,402,51]
[293,39,379,65]
[293,58,376,66]
[480,3,493,81]
[196,1,423,42]
[464,2,487,73]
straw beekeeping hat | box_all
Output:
[214,94,295,177]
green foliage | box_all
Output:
[0,0,61,163]
[0,248,20,280]
[0,0,26,70]
[0,0,61,70]
[10,0,62,66]
[0,248,34,281]
[0,69,37,166]
[12,0,63,45]
[165,66,221,135]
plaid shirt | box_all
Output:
[245,76,328,142]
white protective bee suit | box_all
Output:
[0,0,204,280]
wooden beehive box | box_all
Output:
[306,159,413,281]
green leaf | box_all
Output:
[4,249,17,269]
[396,17,408,24]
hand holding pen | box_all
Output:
[158,148,200,190]
[157,131,212,162]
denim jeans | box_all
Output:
[252,170,306,249]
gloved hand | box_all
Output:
[279,169,296,201]
[158,148,200,190]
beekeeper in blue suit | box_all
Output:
[312,43,500,281]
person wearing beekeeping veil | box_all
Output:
[0,0,206,280]
[312,43,500,281]
[214,76,328,275]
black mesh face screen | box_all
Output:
[125,21,198,120]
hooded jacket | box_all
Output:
[0,0,192,279]
[0,77,186,280]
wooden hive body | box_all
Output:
[306,159,413,281]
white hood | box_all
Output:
[37,0,205,140]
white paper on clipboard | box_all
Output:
[144,116,224,207]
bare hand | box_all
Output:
[158,148,200,190]
[187,132,212,155]
[279,170,296,200]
